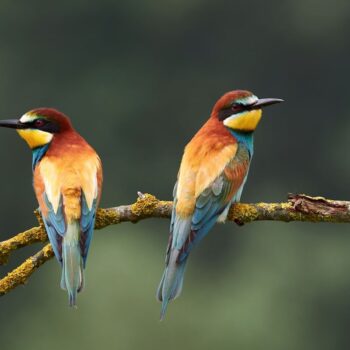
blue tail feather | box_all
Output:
[60,221,84,307]
[157,250,187,320]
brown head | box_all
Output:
[0,108,74,149]
[212,90,283,132]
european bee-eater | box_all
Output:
[157,90,283,318]
[0,108,103,306]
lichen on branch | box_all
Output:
[0,244,53,296]
[1,193,350,297]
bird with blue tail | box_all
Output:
[0,108,103,306]
[156,90,283,319]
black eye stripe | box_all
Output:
[218,101,258,121]
[34,119,46,127]
[25,118,46,127]
[218,104,247,121]
[231,103,245,113]
[25,118,60,133]
[218,108,233,121]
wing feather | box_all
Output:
[42,193,66,263]
[172,147,250,263]
[80,194,98,266]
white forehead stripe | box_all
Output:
[235,95,258,106]
[19,113,37,123]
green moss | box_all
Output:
[0,247,10,265]
[130,194,159,217]
[42,244,54,258]
[0,258,34,295]
[0,226,47,266]
[228,203,259,222]
[95,208,120,229]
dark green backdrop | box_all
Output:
[1,1,350,349]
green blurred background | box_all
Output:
[1,1,350,349]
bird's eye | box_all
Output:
[34,119,46,128]
[231,103,244,113]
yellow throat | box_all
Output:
[223,109,262,132]
[17,129,53,149]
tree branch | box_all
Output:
[0,244,54,296]
[1,193,350,296]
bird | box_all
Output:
[156,90,283,319]
[0,108,103,306]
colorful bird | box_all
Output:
[156,90,283,318]
[0,108,102,306]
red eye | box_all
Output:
[34,119,45,127]
[231,102,247,114]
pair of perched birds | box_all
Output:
[0,90,282,318]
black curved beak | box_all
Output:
[252,98,284,109]
[0,119,26,129]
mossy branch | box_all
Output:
[1,192,350,296]
[0,245,54,296]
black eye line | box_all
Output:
[22,118,60,133]
[24,118,47,127]
[231,103,245,112]
[218,102,255,121]
[34,119,46,125]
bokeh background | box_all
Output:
[1,1,350,349]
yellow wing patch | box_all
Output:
[80,158,100,210]
[176,143,237,217]
[194,144,237,197]
[39,159,61,213]
[38,155,100,221]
